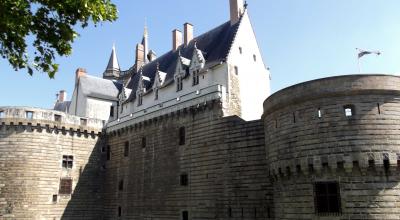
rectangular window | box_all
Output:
[119,179,124,191]
[344,105,354,117]
[228,207,232,217]
[192,70,199,86]
[0,111,4,118]
[25,111,33,119]
[318,108,322,118]
[182,211,188,220]
[314,182,341,215]
[142,137,146,149]
[59,178,73,195]
[176,77,183,91]
[239,47,242,54]
[52,194,58,203]
[179,127,186,145]
[80,118,87,126]
[110,106,114,117]
[118,206,122,217]
[62,155,73,169]
[234,66,239,76]
[138,94,143,106]
[107,145,111,161]
[124,141,129,157]
[180,173,188,186]
[54,114,62,122]
[155,88,159,100]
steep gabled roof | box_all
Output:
[126,20,240,102]
[103,46,121,78]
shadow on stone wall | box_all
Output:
[61,137,105,220]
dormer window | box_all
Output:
[176,77,183,91]
[192,70,199,86]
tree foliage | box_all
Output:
[0,0,118,78]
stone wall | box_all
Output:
[262,75,400,219]
[0,107,104,220]
[103,101,272,220]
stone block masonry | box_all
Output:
[0,107,104,220]
[104,102,272,220]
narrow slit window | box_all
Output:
[124,141,129,157]
[192,70,199,86]
[234,66,239,76]
[228,207,232,217]
[52,194,58,203]
[118,179,124,191]
[154,88,159,100]
[138,93,143,106]
[179,127,186,145]
[377,103,381,114]
[383,153,390,173]
[253,54,257,62]
[293,112,296,123]
[110,106,114,117]
[25,111,33,119]
[106,145,111,161]
[176,77,183,91]
[118,206,122,217]
[239,47,243,54]
[314,182,341,215]
[318,108,322,118]
[142,137,146,149]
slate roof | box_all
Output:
[79,75,123,101]
[104,46,121,77]
[54,101,71,113]
[125,20,240,102]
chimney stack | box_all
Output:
[135,43,145,72]
[75,68,86,84]
[58,90,67,102]
[230,0,244,25]
[184,23,194,46]
[172,29,183,51]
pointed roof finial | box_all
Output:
[144,17,148,37]
[244,1,248,9]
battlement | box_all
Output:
[0,107,104,135]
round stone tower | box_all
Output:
[262,74,400,219]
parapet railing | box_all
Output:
[107,84,226,132]
[0,107,104,132]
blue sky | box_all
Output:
[1,0,399,108]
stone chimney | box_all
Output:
[184,23,193,46]
[58,90,67,102]
[75,68,86,84]
[172,29,183,51]
[135,43,145,72]
[230,0,244,25]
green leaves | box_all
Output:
[0,0,118,78]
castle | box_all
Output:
[1,1,400,220]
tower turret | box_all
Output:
[103,44,121,80]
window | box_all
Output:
[52,194,58,203]
[138,93,143,106]
[54,114,61,122]
[119,179,124,191]
[192,70,199,86]
[182,211,188,220]
[0,111,3,118]
[314,182,341,215]
[318,108,322,118]
[228,207,232,217]
[179,127,186,145]
[107,145,111,161]
[25,111,33,119]
[62,155,73,169]
[155,88,159,100]
[80,118,87,126]
[180,173,188,186]
[253,54,257,62]
[239,47,242,54]
[377,103,381,114]
[124,141,129,157]
[59,178,73,194]
[343,105,354,117]
[118,206,122,217]
[142,137,146,149]
[293,112,296,123]
[383,153,390,173]
[176,77,183,91]
[234,66,239,75]
[110,106,114,117]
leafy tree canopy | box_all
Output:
[0,0,118,78]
